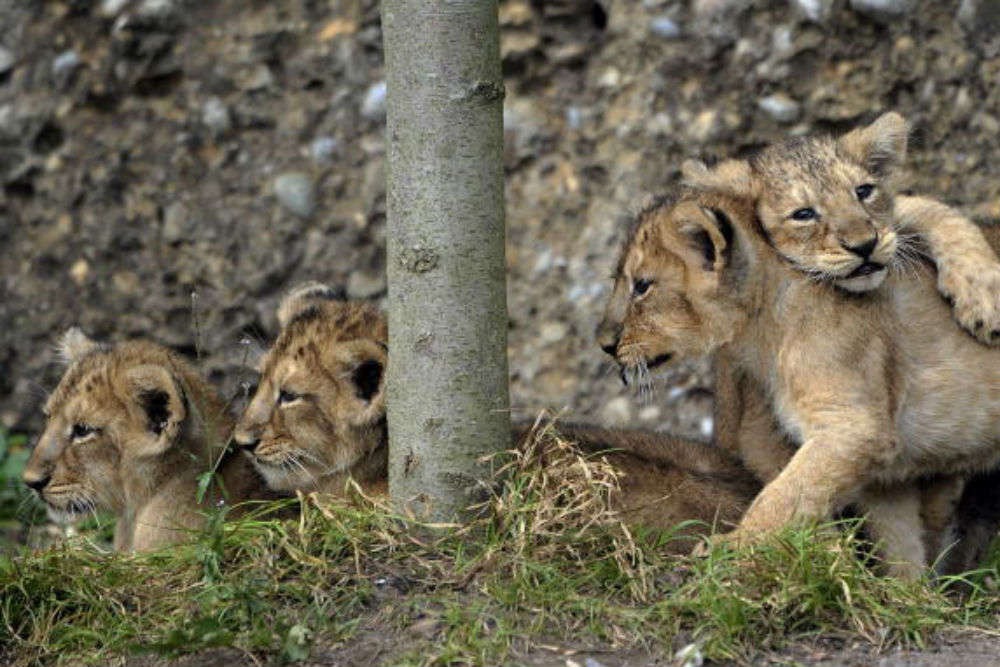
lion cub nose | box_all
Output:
[595,321,621,357]
[842,236,878,259]
[233,433,260,453]
[23,473,51,493]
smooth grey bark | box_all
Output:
[382,0,510,520]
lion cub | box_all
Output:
[22,330,275,551]
[598,114,1000,574]
[233,283,760,551]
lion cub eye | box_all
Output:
[278,390,300,405]
[71,423,96,440]
[632,278,653,296]
[855,183,875,201]
[790,208,817,221]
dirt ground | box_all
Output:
[119,630,1000,666]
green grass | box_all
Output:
[3,428,1000,666]
[0,428,43,528]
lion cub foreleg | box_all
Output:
[729,340,898,541]
[896,195,1000,345]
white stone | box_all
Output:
[601,396,633,426]
[758,93,801,123]
[361,81,387,120]
[649,16,681,38]
[0,46,13,75]
[790,0,833,22]
[52,50,81,79]
[99,0,129,16]
[540,321,568,343]
[273,172,316,219]
[202,97,231,136]
[310,136,339,163]
[638,405,661,421]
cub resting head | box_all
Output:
[233,283,389,496]
[23,329,271,551]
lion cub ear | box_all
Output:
[122,364,188,457]
[336,340,387,426]
[838,111,909,178]
[681,159,754,198]
[277,281,345,328]
[58,327,99,365]
[673,201,734,273]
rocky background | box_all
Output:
[2,0,1000,441]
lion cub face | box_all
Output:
[23,330,194,523]
[234,284,387,493]
[688,112,909,293]
[597,196,752,383]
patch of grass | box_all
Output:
[2,424,1000,665]
[0,428,46,553]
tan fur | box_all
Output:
[233,290,390,497]
[516,422,760,553]
[235,284,760,551]
[23,332,275,551]
[598,113,1000,575]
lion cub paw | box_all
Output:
[691,528,756,557]
[937,260,1000,346]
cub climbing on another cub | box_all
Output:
[598,112,1000,575]
[22,330,277,551]
[233,283,760,552]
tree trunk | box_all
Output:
[382,0,510,521]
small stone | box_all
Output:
[99,0,129,17]
[638,405,661,421]
[310,136,339,163]
[201,97,231,137]
[849,0,915,22]
[137,0,176,19]
[584,658,608,667]
[693,0,748,17]
[499,1,533,26]
[346,270,386,299]
[162,202,188,242]
[539,321,568,343]
[649,15,681,38]
[601,396,633,426]
[0,46,13,75]
[688,109,719,143]
[971,112,1000,136]
[502,31,541,59]
[758,93,801,123]
[240,65,274,91]
[958,0,1000,32]
[699,416,714,438]
[565,106,584,130]
[52,50,81,86]
[597,68,620,88]
[361,81,387,121]
[771,25,794,56]
[69,259,89,285]
[674,642,704,667]
[648,112,674,136]
[551,43,587,64]
[791,0,833,22]
[273,172,316,219]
